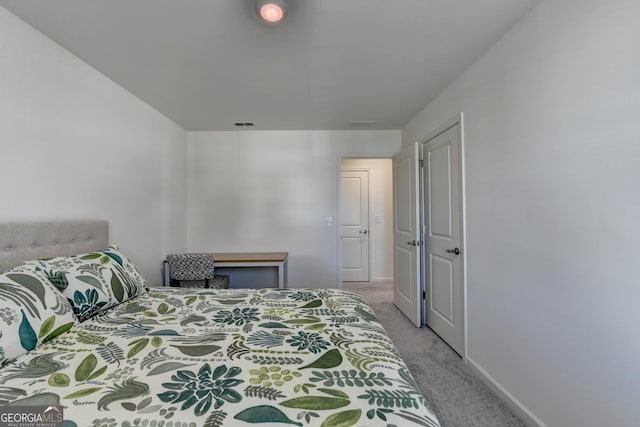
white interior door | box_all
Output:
[340,170,370,282]
[393,143,421,327]
[423,124,464,355]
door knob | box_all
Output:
[359,230,368,234]
[446,247,460,255]
[407,240,423,246]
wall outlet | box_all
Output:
[326,216,333,226]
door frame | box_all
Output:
[419,113,468,362]
[336,153,396,288]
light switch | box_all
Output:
[326,216,333,226]
[375,215,382,224]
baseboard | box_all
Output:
[370,277,393,282]
[466,357,547,427]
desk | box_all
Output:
[163,252,288,288]
[213,252,288,289]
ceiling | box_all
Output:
[0,0,539,131]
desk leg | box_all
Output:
[163,262,170,287]
[278,261,284,288]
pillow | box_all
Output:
[31,245,147,322]
[0,264,76,364]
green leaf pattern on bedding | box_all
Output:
[29,245,146,322]
[0,288,440,427]
[0,265,76,364]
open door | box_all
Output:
[393,143,421,327]
[423,124,464,355]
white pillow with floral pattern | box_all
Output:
[31,245,147,322]
[0,264,76,364]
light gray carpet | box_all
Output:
[343,281,525,427]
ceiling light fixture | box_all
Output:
[256,0,287,24]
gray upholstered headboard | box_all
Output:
[0,220,108,273]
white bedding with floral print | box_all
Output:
[0,287,440,427]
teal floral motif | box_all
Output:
[72,289,108,321]
[158,364,244,416]
[212,308,259,326]
[286,332,329,354]
[288,291,316,302]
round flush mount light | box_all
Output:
[256,0,287,24]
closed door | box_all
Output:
[393,143,421,327]
[341,170,369,282]
[423,124,464,355]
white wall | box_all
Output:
[0,7,188,285]
[341,158,393,281]
[403,1,640,425]
[187,130,400,288]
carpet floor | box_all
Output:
[342,281,525,427]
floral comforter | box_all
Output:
[0,288,440,427]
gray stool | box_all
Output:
[166,253,229,289]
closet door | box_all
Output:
[393,143,421,327]
[423,124,464,355]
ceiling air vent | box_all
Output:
[234,121,255,127]
[348,120,374,128]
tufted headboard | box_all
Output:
[0,220,108,273]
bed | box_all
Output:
[0,221,440,427]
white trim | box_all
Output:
[335,158,343,288]
[339,151,398,158]
[336,153,396,288]
[370,277,393,282]
[417,143,426,326]
[459,112,469,364]
[466,357,547,427]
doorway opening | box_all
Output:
[339,158,394,286]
